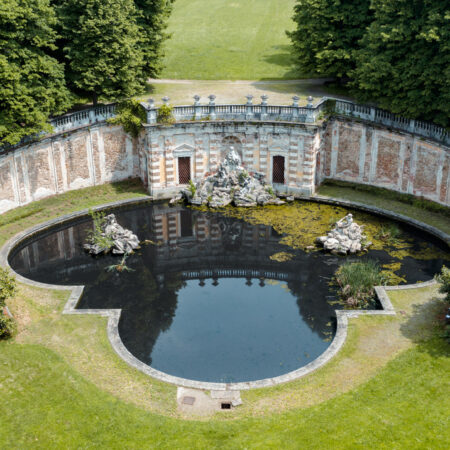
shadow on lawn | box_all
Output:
[111,178,148,196]
[400,297,450,357]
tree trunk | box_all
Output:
[92,92,98,106]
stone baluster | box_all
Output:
[193,95,201,120]
[208,95,216,120]
[145,98,157,124]
[260,95,268,120]
[306,96,315,123]
[89,108,96,124]
[292,96,300,121]
[246,95,254,120]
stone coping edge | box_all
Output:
[0,195,448,391]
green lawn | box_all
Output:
[160,0,299,80]
[0,181,449,447]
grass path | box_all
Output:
[161,0,298,80]
[144,78,350,106]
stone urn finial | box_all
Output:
[307,96,314,108]
[193,95,200,105]
[246,94,254,105]
[208,94,216,105]
[148,98,155,108]
[292,96,300,107]
[261,95,268,105]
[162,96,170,105]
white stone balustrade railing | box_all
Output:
[50,103,117,133]
[1,96,449,153]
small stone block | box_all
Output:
[182,396,196,405]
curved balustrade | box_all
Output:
[2,96,448,154]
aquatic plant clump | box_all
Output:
[334,261,386,308]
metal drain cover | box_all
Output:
[182,396,196,405]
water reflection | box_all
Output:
[9,202,449,382]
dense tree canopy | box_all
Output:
[0,0,71,146]
[288,0,372,79]
[352,0,450,127]
[0,0,174,145]
[57,0,146,105]
[289,0,450,126]
[135,0,174,79]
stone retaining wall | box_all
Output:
[0,124,139,213]
[319,118,449,205]
[0,115,449,214]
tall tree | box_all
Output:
[134,0,174,79]
[287,0,372,79]
[352,0,450,127]
[0,0,72,146]
[57,0,146,105]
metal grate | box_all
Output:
[178,157,191,184]
[272,155,285,184]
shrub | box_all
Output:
[266,186,274,196]
[436,266,450,342]
[334,260,386,308]
[106,253,134,273]
[188,180,196,197]
[238,170,249,185]
[0,268,17,339]
[0,267,16,309]
[107,99,146,137]
[86,209,114,251]
[0,316,16,339]
[157,104,175,125]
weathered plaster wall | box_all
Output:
[1,118,449,215]
[319,118,450,205]
[144,122,320,198]
[0,124,138,214]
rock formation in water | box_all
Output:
[315,213,370,255]
[173,147,289,208]
[84,213,140,255]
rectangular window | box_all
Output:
[272,155,285,184]
[180,210,193,237]
[178,157,191,184]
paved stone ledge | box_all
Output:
[0,195,448,391]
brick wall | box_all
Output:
[319,118,449,205]
[0,118,448,215]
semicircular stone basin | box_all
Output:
[8,201,450,383]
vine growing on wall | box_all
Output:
[157,104,175,125]
[107,99,146,137]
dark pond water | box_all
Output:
[9,201,450,383]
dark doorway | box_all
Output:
[272,155,285,184]
[178,157,191,184]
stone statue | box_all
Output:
[315,214,370,255]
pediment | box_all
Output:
[173,143,195,154]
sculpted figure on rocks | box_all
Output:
[315,213,371,255]
[84,213,140,256]
[176,147,288,208]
